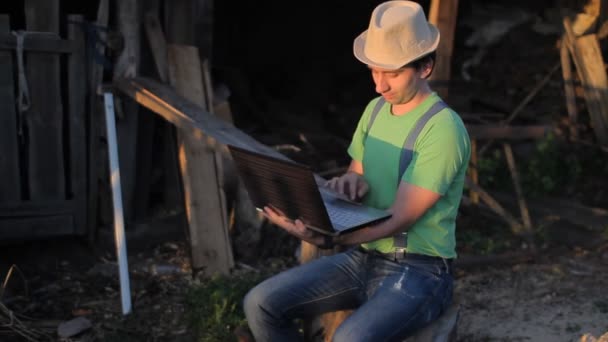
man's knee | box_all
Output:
[243,284,265,319]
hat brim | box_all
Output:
[353,23,440,70]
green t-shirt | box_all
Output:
[347,93,470,258]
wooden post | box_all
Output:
[164,0,194,45]
[114,0,141,222]
[194,0,214,61]
[67,15,88,234]
[0,15,21,202]
[167,44,234,275]
[24,0,65,200]
[87,0,109,240]
[563,17,608,146]
[560,36,579,140]
[502,144,533,233]
[428,0,459,100]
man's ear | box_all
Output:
[421,59,434,79]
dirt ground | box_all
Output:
[1,237,607,341]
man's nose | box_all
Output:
[375,76,389,94]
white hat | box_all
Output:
[353,1,440,69]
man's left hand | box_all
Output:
[262,205,324,246]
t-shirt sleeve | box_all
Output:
[403,111,471,195]
[347,98,381,163]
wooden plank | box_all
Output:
[67,14,88,235]
[113,0,140,79]
[144,11,168,82]
[503,144,533,233]
[164,0,194,44]
[478,62,561,156]
[0,215,74,240]
[167,44,233,274]
[560,35,579,140]
[113,0,141,223]
[25,0,65,200]
[194,0,214,61]
[465,124,552,140]
[0,33,77,53]
[564,22,608,146]
[113,77,284,159]
[428,0,459,99]
[0,200,74,217]
[87,0,110,240]
[0,15,21,202]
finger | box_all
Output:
[337,177,345,195]
[357,181,369,199]
[268,204,287,217]
[348,177,358,200]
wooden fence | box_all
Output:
[0,1,87,240]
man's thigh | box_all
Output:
[333,261,453,342]
[246,249,367,318]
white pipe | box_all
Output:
[103,92,132,315]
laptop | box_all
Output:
[227,145,391,236]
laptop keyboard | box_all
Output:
[326,204,376,228]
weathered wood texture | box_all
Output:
[0,33,76,53]
[428,0,459,99]
[114,0,140,79]
[564,17,608,146]
[114,77,283,159]
[465,124,552,140]
[87,0,110,238]
[144,12,168,82]
[164,0,194,45]
[0,15,21,202]
[25,0,65,200]
[194,0,214,61]
[167,44,234,274]
[561,37,579,140]
[67,14,88,235]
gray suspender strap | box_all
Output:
[393,100,446,248]
[366,97,386,134]
[364,99,448,249]
[397,101,447,186]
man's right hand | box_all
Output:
[325,171,369,201]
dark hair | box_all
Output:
[402,51,436,78]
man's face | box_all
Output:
[369,64,429,105]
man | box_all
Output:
[244,1,470,341]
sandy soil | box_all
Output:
[455,249,608,341]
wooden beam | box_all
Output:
[465,124,552,140]
[113,77,284,159]
[503,144,533,234]
[564,17,608,146]
[25,0,65,200]
[167,44,233,274]
[144,11,168,82]
[67,14,88,235]
[428,0,459,99]
[560,35,579,140]
[164,0,194,45]
[87,0,110,240]
[0,200,74,217]
[0,215,74,240]
[0,15,21,202]
[0,33,76,53]
[113,0,140,79]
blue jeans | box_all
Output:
[243,247,453,342]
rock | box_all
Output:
[57,317,92,338]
